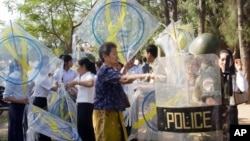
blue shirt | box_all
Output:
[94,65,127,111]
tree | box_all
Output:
[198,0,205,34]
[163,0,170,25]
[3,0,96,54]
[171,0,178,22]
[237,0,250,102]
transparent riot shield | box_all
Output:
[155,54,222,141]
[127,54,222,141]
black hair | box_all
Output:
[146,44,158,58]
[78,57,96,74]
[61,54,73,68]
[142,57,147,63]
[118,61,124,68]
[138,58,143,64]
[61,54,72,63]
[95,59,103,68]
[219,49,235,74]
[98,42,117,62]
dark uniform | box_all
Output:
[189,33,230,141]
[191,56,222,141]
[194,58,221,104]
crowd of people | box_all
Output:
[2,40,249,141]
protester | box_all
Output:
[120,56,142,137]
[32,56,59,141]
[141,56,150,74]
[93,42,159,141]
[53,54,78,101]
[2,59,32,141]
[66,57,96,141]
[145,44,159,82]
[144,44,160,140]
[95,59,103,72]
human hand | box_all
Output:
[70,87,78,95]
[205,97,218,105]
[151,74,166,80]
[22,97,29,104]
[65,81,77,88]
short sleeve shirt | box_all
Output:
[75,71,95,103]
[33,75,53,97]
[94,65,127,111]
[53,68,78,84]
[3,71,33,100]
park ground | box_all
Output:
[0,103,250,141]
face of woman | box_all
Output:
[104,48,118,66]
[76,64,86,75]
[219,52,231,72]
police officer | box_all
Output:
[189,33,230,141]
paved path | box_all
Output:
[238,103,250,124]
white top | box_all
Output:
[75,71,95,103]
[53,68,78,84]
[230,71,249,105]
[33,75,53,97]
[3,71,32,100]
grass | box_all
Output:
[0,129,7,141]
[0,112,8,124]
[0,111,8,141]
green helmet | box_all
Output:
[189,33,220,55]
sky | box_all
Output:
[0,1,21,29]
[0,4,16,21]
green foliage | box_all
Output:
[219,0,238,47]
[5,0,94,54]
[177,0,241,49]
[0,112,8,140]
[242,1,250,43]
[52,47,66,57]
[178,1,199,29]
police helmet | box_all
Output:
[189,33,220,55]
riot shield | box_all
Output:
[127,54,222,141]
[155,54,222,141]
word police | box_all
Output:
[166,111,211,129]
[157,106,221,132]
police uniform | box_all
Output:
[191,61,223,141]
[189,33,230,141]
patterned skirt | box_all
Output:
[93,110,128,141]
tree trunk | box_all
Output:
[163,0,171,25]
[237,0,250,103]
[172,0,177,21]
[198,0,205,34]
[137,0,142,4]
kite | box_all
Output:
[0,23,79,140]
[0,23,59,87]
[27,105,80,141]
[48,85,77,127]
[73,0,160,63]
[155,20,194,56]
